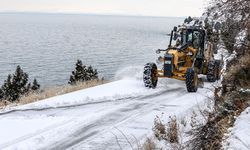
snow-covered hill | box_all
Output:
[0,75,215,150]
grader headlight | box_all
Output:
[156,56,164,64]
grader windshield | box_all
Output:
[171,27,206,59]
[180,28,205,52]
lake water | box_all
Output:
[0,13,183,87]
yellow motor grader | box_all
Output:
[143,25,221,92]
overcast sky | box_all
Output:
[0,0,206,17]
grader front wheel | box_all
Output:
[143,63,158,88]
[186,68,198,92]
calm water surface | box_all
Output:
[0,13,183,87]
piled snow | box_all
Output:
[0,76,215,150]
[223,107,250,150]
[214,44,236,75]
[1,78,163,112]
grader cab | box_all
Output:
[143,25,221,92]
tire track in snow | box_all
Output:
[0,84,184,149]
[45,88,185,150]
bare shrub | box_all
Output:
[153,116,166,140]
[153,115,179,144]
[166,116,179,143]
[141,138,156,150]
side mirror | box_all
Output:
[173,26,177,32]
[156,49,161,54]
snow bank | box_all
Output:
[1,78,164,112]
[0,117,67,149]
[223,107,250,150]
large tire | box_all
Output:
[143,63,158,88]
[194,58,204,72]
[207,60,216,82]
[186,68,198,92]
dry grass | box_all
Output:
[153,115,179,144]
[0,100,11,108]
[166,116,179,143]
[141,138,156,150]
[153,116,167,140]
[0,79,106,108]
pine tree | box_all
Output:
[93,69,98,80]
[12,65,29,95]
[31,78,40,91]
[69,72,76,85]
[0,66,34,102]
[0,88,4,100]
[1,74,14,101]
[69,60,86,84]
[86,66,98,80]
[69,60,99,85]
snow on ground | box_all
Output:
[1,78,162,112]
[0,71,216,150]
[235,29,247,48]
[223,107,250,150]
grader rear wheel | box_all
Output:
[186,68,198,92]
[143,63,158,88]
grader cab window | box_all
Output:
[180,29,204,50]
[187,32,193,42]
[193,31,200,49]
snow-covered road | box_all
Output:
[0,77,214,150]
